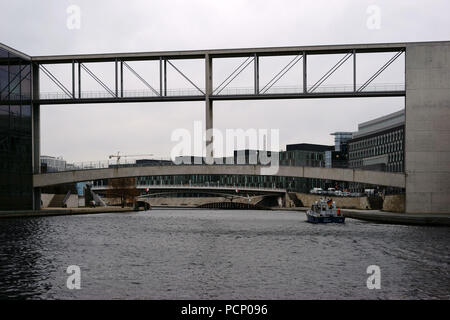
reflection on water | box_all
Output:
[0,209,448,299]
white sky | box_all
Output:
[1,0,449,162]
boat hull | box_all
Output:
[306,212,345,224]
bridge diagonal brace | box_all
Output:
[122,61,160,97]
[357,50,404,92]
[80,63,116,97]
[213,56,253,95]
[214,57,254,95]
[8,69,31,97]
[309,52,353,93]
[166,60,205,95]
[0,64,29,96]
[39,65,73,98]
[260,55,303,94]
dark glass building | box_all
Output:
[0,44,33,210]
[281,143,333,167]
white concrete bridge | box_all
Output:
[33,164,406,189]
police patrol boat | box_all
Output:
[306,198,345,223]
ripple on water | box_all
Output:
[0,209,448,299]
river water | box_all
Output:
[0,209,448,299]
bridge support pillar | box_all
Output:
[33,188,41,211]
[405,43,450,214]
[284,192,291,208]
[32,102,41,210]
[205,54,213,161]
[32,64,41,210]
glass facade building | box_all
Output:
[281,143,333,167]
[40,155,67,173]
[330,132,353,152]
[0,45,33,210]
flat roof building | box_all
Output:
[353,109,405,139]
[348,109,405,174]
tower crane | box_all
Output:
[108,151,154,165]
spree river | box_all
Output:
[0,209,448,299]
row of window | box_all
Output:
[348,160,403,172]
[349,129,404,152]
[349,141,403,159]
[94,175,330,193]
[389,152,403,163]
[280,151,325,161]
[387,162,403,172]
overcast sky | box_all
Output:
[1,0,449,162]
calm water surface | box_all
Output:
[0,209,448,299]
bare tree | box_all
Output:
[106,177,140,207]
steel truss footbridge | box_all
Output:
[24,41,407,160]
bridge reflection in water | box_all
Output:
[109,184,287,210]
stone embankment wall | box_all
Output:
[382,194,405,213]
[42,193,79,208]
[295,193,370,209]
[142,196,265,207]
[294,193,405,212]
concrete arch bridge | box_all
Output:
[33,164,406,189]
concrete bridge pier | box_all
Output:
[205,53,214,162]
[405,43,450,214]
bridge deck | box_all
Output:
[33,165,406,188]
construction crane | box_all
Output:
[108,151,154,165]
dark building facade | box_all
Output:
[325,132,352,168]
[281,143,333,167]
[348,110,405,173]
[347,110,405,193]
[0,44,33,210]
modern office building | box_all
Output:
[0,44,33,210]
[40,155,67,173]
[324,150,348,168]
[331,132,353,152]
[348,109,405,173]
[325,132,352,168]
[281,143,333,167]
